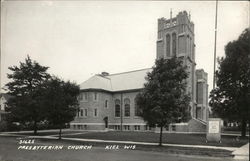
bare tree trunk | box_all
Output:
[33,121,37,135]
[59,127,62,140]
[241,119,246,137]
[159,126,163,146]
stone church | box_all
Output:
[70,11,209,132]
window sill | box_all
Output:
[78,116,88,118]
[79,100,88,103]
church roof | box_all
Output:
[79,68,152,92]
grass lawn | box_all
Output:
[63,131,249,147]
[0,136,234,158]
[36,138,233,158]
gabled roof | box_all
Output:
[80,68,152,92]
[80,75,112,91]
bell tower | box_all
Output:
[156,11,197,118]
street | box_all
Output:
[0,136,242,161]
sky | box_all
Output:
[1,1,249,94]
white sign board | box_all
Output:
[206,118,221,142]
[208,121,220,133]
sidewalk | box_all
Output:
[1,129,248,136]
[232,143,249,160]
[0,129,70,134]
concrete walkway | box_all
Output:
[0,129,70,134]
[232,143,249,160]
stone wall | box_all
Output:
[188,118,207,132]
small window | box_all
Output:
[84,93,88,101]
[80,109,84,117]
[105,100,108,108]
[114,125,120,130]
[94,92,98,101]
[79,93,83,100]
[172,125,176,131]
[134,125,140,131]
[94,108,98,117]
[145,125,151,131]
[84,109,88,117]
[124,125,130,131]
[79,92,88,101]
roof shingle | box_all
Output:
[80,68,152,92]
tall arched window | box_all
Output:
[105,100,108,108]
[190,37,192,59]
[166,34,171,57]
[124,98,130,117]
[134,98,140,117]
[172,33,177,56]
[115,99,120,117]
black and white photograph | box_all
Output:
[0,0,249,161]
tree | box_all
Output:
[136,57,191,146]
[209,28,250,137]
[5,56,50,134]
[42,77,80,139]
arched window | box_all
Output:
[93,92,98,101]
[134,98,140,116]
[172,33,177,56]
[166,34,171,57]
[190,37,192,59]
[105,100,108,108]
[115,99,120,117]
[124,98,130,117]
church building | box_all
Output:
[70,11,209,132]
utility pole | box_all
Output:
[120,93,123,131]
[213,0,219,89]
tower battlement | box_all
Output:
[157,10,194,40]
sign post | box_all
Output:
[206,118,221,143]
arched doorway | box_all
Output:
[103,116,108,129]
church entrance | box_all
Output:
[103,116,108,128]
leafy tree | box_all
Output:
[136,57,191,146]
[209,29,250,137]
[5,56,50,134]
[42,77,80,139]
